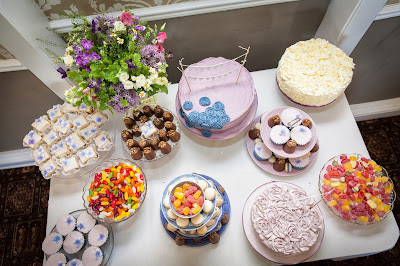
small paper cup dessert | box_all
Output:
[169,181,205,219]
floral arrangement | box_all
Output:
[55,11,172,113]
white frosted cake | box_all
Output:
[277,38,355,106]
[251,182,323,256]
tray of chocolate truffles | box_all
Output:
[121,105,181,161]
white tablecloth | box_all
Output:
[47,68,399,265]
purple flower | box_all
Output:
[81,40,93,52]
[140,45,165,69]
[166,51,173,61]
[89,77,103,89]
[57,67,68,79]
[134,15,140,20]
[107,83,139,113]
[135,25,144,31]
[125,58,138,70]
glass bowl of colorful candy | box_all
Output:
[83,158,147,223]
[169,181,205,218]
[319,153,395,225]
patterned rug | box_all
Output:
[0,116,399,265]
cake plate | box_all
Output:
[242,182,325,264]
[45,209,114,265]
[160,174,231,247]
[246,114,318,177]
[175,93,258,140]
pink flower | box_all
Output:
[154,43,165,53]
[120,12,133,26]
[156,32,167,44]
[82,88,89,94]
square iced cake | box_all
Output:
[72,115,89,130]
[51,141,71,159]
[78,146,98,165]
[65,132,86,152]
[78,103,93,114]
[23,130,42,149]
[53,116,72,135]
[64,103,79,113]
[79,123,99,142]
[140,121,157,139]
[33,145,51,165]
[43,130,61,146]
[40,159,58,179]
[31,116,51,133]
[87,110,108,126]
[47,104,64,122]
[94,131,112,150]
[59,156,80,174]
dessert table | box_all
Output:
[46,68,399,265]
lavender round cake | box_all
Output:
[251,182,323,255]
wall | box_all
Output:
[346,16,400,104]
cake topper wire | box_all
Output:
[235,46,250,84]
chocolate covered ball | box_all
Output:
[139,139,150,150]
[154,105,164,118]
[158,130,168,142]
[311,143,319,153]
[208,232,220,244]
[143,147,156,160]
[131,125,141,137]
[153,118,164,130]
[159,141,172,154]
[168,130,180,142]
[248,129,260,140]
[163,111,173,122]
[273,159,286,172]
[139,115,149,123]
[217,186,225,195]
[303,118,312,129]
[126,138,139,149]
[175,235,186,246]
[268,115,280,128]
[283,140,297,154]
[130,147,142,160]
[123,117,135,129]
[150,137,160,150]
[121,130,132,142]
[221,213,230,225]
[164,121,176,131]
[143,105,154,117]
[132,110,143,121]
[192,238,203,244]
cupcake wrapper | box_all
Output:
[253,150,268,161]
[292,165,307,170]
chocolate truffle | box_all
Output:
[142,105,154,117]
[248,129,260,140]
[158,130,168,142]
[310,143,319,153]
[139,115,149,123]
[153,118,164,130]
[221,213,230,225]
[163,111,173,122]
[159,141,172,154]
[208,232,220,244]
[283,140,297,154]
[139,139,150,150]
[121,130,132,142]
[126,139,139,149]
[150,137,160,150]
[143,147,156,160]
[303,118,312,129]
[130,147,142,160]
[273,159,286,172]
[268,115,280,128]
[154,105,164,118]
[132,110,143,121]
[164,121,176,131]
[123,117,135,129]
[175,235,186,246]
[217,186,225,195]
[168,130,181,142]
[132,125,141,137]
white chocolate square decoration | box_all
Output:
[33,145,51,165]
[51,141,71,159]
[40,159,58,179]
[47,105,64,122]
[31,116,51,133]
[54,116,72,135]
[78,103,93,114]
[79,123,99,142]
[65,132,86,152]
[60,156,80,174]
[94,131,112,150]
[72,115,89,130]
[78,146,98,164]
[43,130,60,146]
[23,130,42,148]
[140,121,157,139]
[88,110,108,126]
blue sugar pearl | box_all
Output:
[205,107,215,116]
[201,129,212,138]
[179,108,186,118]
[213,101,225,110]
[199,97,211,106]
[221,115,231,124]
[183,101,193,111]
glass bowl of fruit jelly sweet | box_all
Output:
[169,181,205,218]
[319,153,395,225]
[83,158,147,224]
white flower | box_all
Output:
[111,32,116,37]
[135,74,146,88]
[62,55,74,67]
[133,29,137,35]
[113,21,126,32]
[149,67,157,75]
[143,81,152,91]
[139,91,146,98]
[119,71,129,82]
[117,38,124,45]
[131,76,136,81]
[123,81,134,90]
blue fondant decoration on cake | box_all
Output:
[74,239,82,248]
[199,97,211,106]
[205,107,216,117]
[53,234,62,244]
[183,101,193,111]
[213,101,224,110]
[201,129,212,138]
[179,108,185,118]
